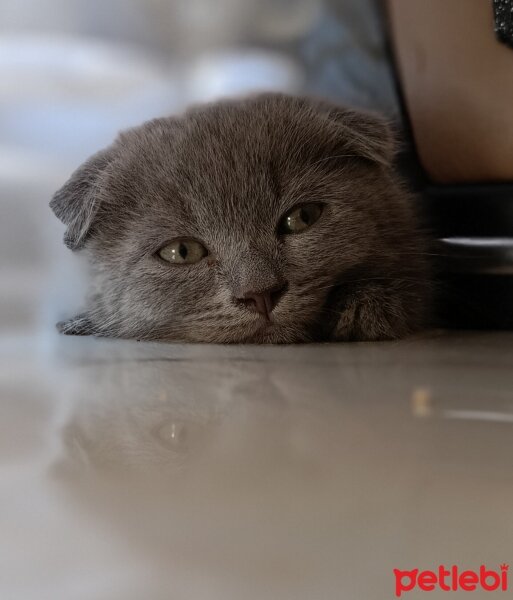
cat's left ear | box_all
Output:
[317,101,396,168]
[50,147,115,250]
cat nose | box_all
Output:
[236,283,288,320]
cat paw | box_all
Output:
[56,314,95,336]
[332,291,411,341]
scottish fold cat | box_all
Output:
[50,94,430,343]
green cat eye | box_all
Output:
[158,239,208,265]
[279,203,323,235]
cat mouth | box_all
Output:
[240,309,314,343]
[251,314,277,331]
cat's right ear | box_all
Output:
[50,147,115,251]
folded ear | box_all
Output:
[50,147,115,250]
[315,100,396,167]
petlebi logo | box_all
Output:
[394,564,509,597]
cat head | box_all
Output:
[50,93,426,343]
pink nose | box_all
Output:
[236,283,288,320]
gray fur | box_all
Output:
[50,93,431,343]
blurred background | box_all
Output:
[0,0,399,337]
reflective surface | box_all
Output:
[2,331,513,599]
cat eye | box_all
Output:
[279,203,323,235]
[157,239,208,265]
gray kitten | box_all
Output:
[50,93,430,343]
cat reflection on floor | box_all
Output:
[50,93,431,343]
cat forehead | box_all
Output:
[114,124,281,210]
[104,96,368,232]
[120,95,335,169]
[111,104,330,214]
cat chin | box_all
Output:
[244,325,311,345]
[54,314,307,344]
[176,321,313,345]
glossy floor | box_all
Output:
[2,330,512,599]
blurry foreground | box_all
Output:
[3,332,513,599]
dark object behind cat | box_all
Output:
[50,93,431,343]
